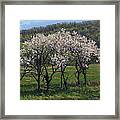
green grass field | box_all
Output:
[20,64,100,100]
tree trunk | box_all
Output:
[63,79,67,90]
[61,75,63,88]
[62,71,67,90]
[37,75,40,91]
[75,60,80,86]
[60,66,63,88]
[77,71,80,85]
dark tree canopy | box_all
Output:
[20,20,100,47]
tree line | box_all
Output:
[20,20,100,47]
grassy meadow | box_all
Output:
[20,64,100,100]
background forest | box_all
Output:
[20,20,100,47]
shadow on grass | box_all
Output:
[20,80,100,100]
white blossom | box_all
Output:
[20,28,100,70]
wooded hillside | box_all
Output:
[20,20,100,47]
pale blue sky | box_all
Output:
[20,20,83,30]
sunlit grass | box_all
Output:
[20,64,100,100]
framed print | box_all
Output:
[0,0,119,119]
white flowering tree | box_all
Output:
[47,29,100,87]
[20,34,51,91]
[20,28,100,92]
[66,31,100,86]
[21,33,61,91]
[47,29,72,89]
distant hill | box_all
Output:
[20,20,100,47]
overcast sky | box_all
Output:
[20,20,84,30]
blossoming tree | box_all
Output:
[20,28,100,92]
